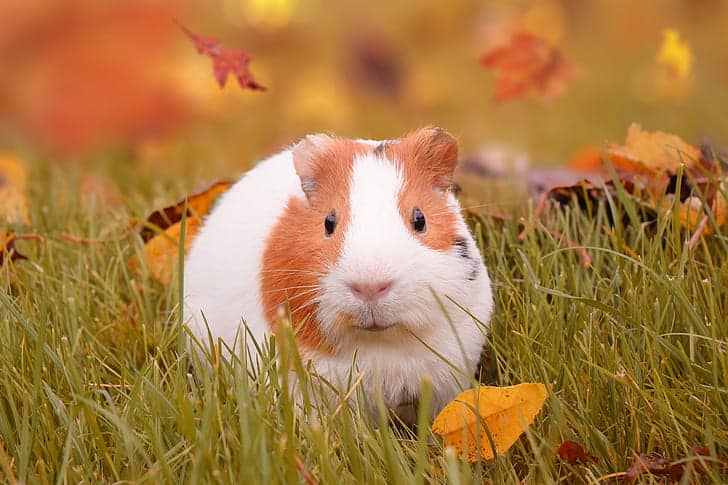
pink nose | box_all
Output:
[348,280,393,301]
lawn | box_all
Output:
[0,155,726,483]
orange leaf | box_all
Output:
[432,383,547,462]
[480,33,580,102]
[132,218,201,285]
[139,181,231,242]
[132,181,231,284]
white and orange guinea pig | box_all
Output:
[184,127,493,421]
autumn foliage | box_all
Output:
[179,23,266,91]
[480,32,580,102]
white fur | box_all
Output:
[184,142,493,421]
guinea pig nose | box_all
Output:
[348,280,393,301]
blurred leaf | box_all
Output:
[0,232,42,267]
[480,32,580,102]
[657,28,693,80]
[556,439,598,465]
[0,1,188,154]
[0,154,29,225]
[179,23,266,91]
[622,446,728,483]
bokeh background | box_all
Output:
[1,0,727,185]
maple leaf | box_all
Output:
[480,32,580,102]
[179,23,266,91]
[556,439,598,465]
[432,383,547,462]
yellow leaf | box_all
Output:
[432,383,548,462]
[131,181,231,284]
[656,28,693,79]
[0,154,30,225]
[131,218,202,285]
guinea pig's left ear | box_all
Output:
[408,127,458,190]
[292,134,333,201]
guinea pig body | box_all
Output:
[184,127,493,420]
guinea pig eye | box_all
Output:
[412,207,426,233]
[324,210,337,236]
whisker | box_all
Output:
[261,285,319,295]
[260,269,327,277]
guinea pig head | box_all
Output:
[261,128,475,353]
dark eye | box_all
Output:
[324,210,337,236]
[412,207,426,233]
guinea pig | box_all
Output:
[183,127,493,421]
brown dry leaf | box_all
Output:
[0,154,30,225]
[607,123,701,173]
[431,383,548,462]
[131,181,231,284]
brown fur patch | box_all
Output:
[383,127,459,251]
[261,139,371,352]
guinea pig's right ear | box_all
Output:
[292,134,333,201]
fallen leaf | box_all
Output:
[134,217,201,285]
[432,383,548,462]
[179,23,266,91]
[622,446,728,483]
[606,124,727,234]
[607,123,701,174]
[131,181,231,284]
[557,439,598,465]
[0,154,30,225]
[0,232,43,267]
[139,181,231,242]
[657,28,693,79]
[623,453,669,482]
[480,32,580,102]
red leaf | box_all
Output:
[179,23,266,91]
[480,32,580,102]
[556,440,598,465]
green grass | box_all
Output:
[1,159,726,484]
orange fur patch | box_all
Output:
[261,139,371,353]
[382,127,459,251]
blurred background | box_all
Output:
[1,0,727,186]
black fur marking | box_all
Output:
[454,238,470,259]
[373,141,393,155]
[468,265,479,281]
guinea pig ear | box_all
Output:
[292,134,333,200]
[405,127,458,190]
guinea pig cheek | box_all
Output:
[260,197,351,354]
